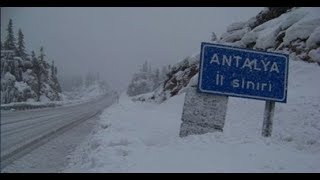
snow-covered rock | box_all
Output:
[134,7,320,104]
[226,21,247,32]
[220,27,250,43]
[308,48,320,62]
[306,27,320,49]
[283,18,320,45]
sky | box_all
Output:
[1,7,262,91]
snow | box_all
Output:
[306,27,320,49]
[283,8,320,45]
[65,60,320,173]
[14,81,30,92]
[235,7,320,51]
[243,8,299,49]
[308,48,320,62]
[220,27,249,43]
[226,21,247,32]
[39,95,50,103]
[4,72,16,82]
[254,25,281,50]
[241,31,258,46]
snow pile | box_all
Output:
[308,48,320,62]
[220,7,320,61]
[65,59,320,172]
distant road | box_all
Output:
[1,95,115,170]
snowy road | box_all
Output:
[0,95,115,170]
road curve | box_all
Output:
[0,95,115,169]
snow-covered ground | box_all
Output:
[65,60,320,173]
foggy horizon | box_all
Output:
[1,7,262,91]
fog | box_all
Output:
[1,7,262,91]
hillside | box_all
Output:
[134,7,320,103]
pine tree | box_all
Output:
[154,68,161,89]
[148,63,152,74]
[1,41,3,50]
[96,72,100,81]
[155,68,160,80]
[54,67,58,76]
[32,51,41,101]
[17,29,28,59]
[51,60,55,76]
[142,61,148,73]
[4,19,17,51]
[39,46,45,61]
[85,72,93,87]
[161,65,168,79]
[31,51,36,61]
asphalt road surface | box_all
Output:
[1,95,115,171]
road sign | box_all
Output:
[198,42,289,103]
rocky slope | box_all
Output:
[134,7,320,103]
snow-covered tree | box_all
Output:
[39,46,45,61]
[161,65,169,79]
[3,19,16,51]
[148,63,152,74]
[31,51,41,101]
[96,72,100,81]
[142,60,148,72]
[1,24,62,104]
[153,68,161,89]
[127,61,168,97]
[85,72,97,87]
[16,29,28,59]
[51,60,55,76]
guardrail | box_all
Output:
[1,103,61,111]
[0,92,114,111]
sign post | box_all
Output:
[179,42,289,138]
[262,101,275,137]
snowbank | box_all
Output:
[65,60,320,173]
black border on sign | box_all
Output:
[0,0,319,7]
[0,0,319,176]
